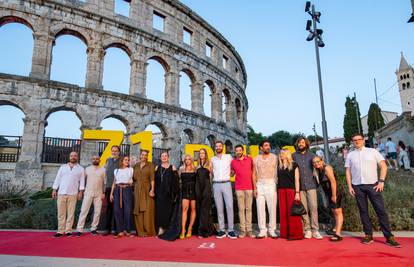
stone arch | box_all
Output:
[44,105,84,125]
[203,79,215,117]
[100,114,130,133]
[145,122,168,149]
[181,68,197,83]
[180,128,194,144]
[145,54,171,103]
[0,16,34,32]
[235,98,242,128]
[225,139,233,154]
[102,42,133,94]
[43,106,83,139]
[103,41,134,59]
[0,100,26,115]
[0,100,26,137]
[50,26,89,86]
[179,69,194,110]
[0,16,35,76]
[222,88,231,122]
[205,134,216,148]
[54,28,89,46]
[146,54,171,72]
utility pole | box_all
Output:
[374,78,378,105]
[305,1,330,163]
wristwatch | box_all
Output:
[378,178,385,183]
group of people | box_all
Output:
[51,134,401,247]
[376,138,412,171]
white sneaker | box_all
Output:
[304,230,312,239]
[268,231,278,239]
[312,231,323,240]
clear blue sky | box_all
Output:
[0,0,413,140]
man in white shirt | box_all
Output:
[210,141,237,239]
[76,155,106,237]
[52,151,85,237]
[345,133,400,248]
[385,137,399,171]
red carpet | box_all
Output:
[0,231,413,266]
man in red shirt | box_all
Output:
[231,145,255,238]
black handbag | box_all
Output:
[291,200,307,216]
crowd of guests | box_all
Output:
[51,134,401,248]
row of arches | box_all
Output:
[0,15,246,127]
[0,102,235,156]
[400,73,410,80]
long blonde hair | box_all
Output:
[180,154,196,173]
[278,149,293,171]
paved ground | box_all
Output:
[0,255,257,267]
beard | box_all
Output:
[92,162,99,166]
[298,146,307,152]
[69,158,78,164]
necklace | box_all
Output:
[160,164,169,183]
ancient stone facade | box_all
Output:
[0,0,248,190]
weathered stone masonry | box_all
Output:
[0,0,248,190]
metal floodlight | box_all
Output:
[306,32,315,41]
[314,11,321,23]
[306,20,312,31]
[305,1,311,12]
[408,13,414,23]
[317,37,325,47]
[316,29,323,36]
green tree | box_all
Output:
[343,96,362,143]
[268,130,292,148]
[367,103,385,142]
[307,134,323,144]
[247,125,265,145]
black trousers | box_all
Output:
[99,188,115,233]
[352,183,393,238]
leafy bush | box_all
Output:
[0,198,84,230]
[0,182,29,212]
[338,172,414,231]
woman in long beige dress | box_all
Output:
[133,150,156,237]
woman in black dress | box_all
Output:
[179,154,197,239]
[312,156,344,241]
[196,148,214,238]
[154,151,179,236]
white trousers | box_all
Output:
[76,194,102,232]
[256,179,277,235]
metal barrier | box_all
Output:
[41,137,82,163]
[0,135,21,162]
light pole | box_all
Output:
[408,0,414,22]
[305,1,330,163]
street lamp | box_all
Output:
[305,1,330,163]
[408,0,414,23]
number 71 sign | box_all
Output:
[82,130,265,167]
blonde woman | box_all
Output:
[179,154,197,239]
[277,149,303,240]
[313,156,344,241]
[196,148,214,238]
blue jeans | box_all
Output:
[213,182,234,232]
[114,186,133,234]
[353,183,393,238]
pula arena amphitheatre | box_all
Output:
[0,0,248,190]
